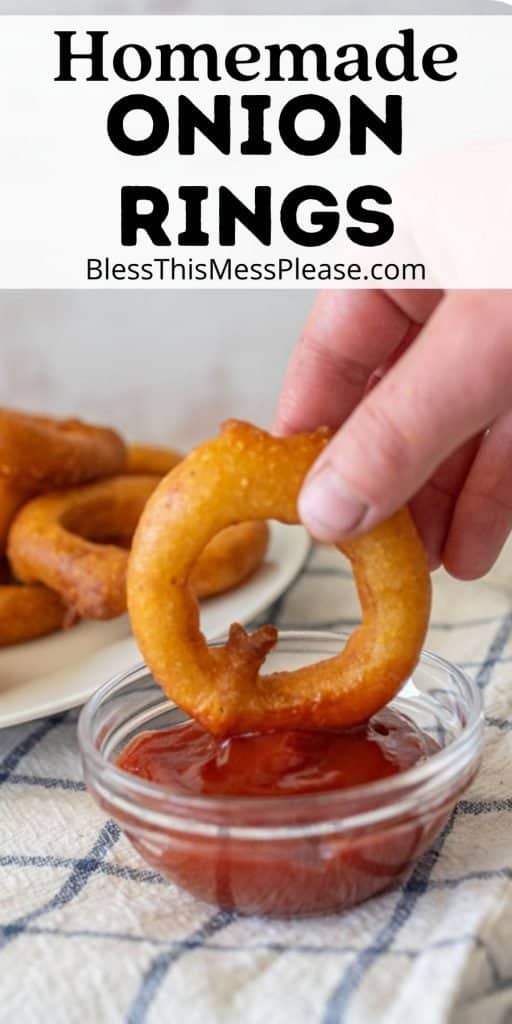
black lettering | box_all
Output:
[279,95,340,156]
[423,44,458,81]
[265,43,330,82]
[178,186,209,245]
[346,186,394,246]
[155,43,220,81]
[301,263,316,280]
[318,263,334,280]
[348,263,362,280]
[332,263,346,280]
[155,258,169,279]
[219,187,271,246]
[281,186,339,246]
[54,30,108,81]
[241,95,271,155]
[169,259,186,280]
[278,258,293,276]
[375,28,419,82]
[87,258,103,279]
[350,95,402,155]
[121,187,171,246]
[211,258,232,280]
[178,95,230,155]
[112,43,152,82]
[107,94,169,156]
[334,44,371,82]
[225,44,260,81]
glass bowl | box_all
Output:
[78,631,483,918]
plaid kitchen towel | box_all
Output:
[1,542,512,1024]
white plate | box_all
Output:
[0,523,309,728]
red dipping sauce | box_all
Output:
[116,709,453,917]
[119,715,426,797]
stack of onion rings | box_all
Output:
[8,475,269,621]
[127,420,431,737]
[0,407,126,644]
[0,408,126,554]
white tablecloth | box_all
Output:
[1,542,512,1024]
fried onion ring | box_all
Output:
[0,563,67,646]
[0,410,126,555]
[127,420,431,738]
[0,408,126,488]
[0,479,31,553]
[125,444,182,476]
[8,476,159,620]
[189,521,269,599]
[8,475,270,620]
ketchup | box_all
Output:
[116,710,449,917]
[118,713,429,798]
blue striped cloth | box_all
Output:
[1,543,512,1023]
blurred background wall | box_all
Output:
[0,0,507,446]
[0,291,311,446]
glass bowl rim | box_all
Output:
[78,630,483,838]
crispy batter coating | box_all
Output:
[0,571,67,647]
[0,408,128,645]
[0,479,30,553]
[125,444,182,476]
[127,420,432,738]
[0,410,126,557]
[8,476,159,620]
[8,474,269,621]
[0,408,126,488]
[189,522,269,599]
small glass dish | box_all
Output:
[78,631,483,918]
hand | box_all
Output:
[275,289,512,579]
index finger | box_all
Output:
[274,289,441,436]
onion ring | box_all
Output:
[0,409,126,645]
[125,444,182,476]
[0,561,67,646]
[189,521,269,599]
[0,408,126,488]
[8,476,159,620]
[8,474,270,620]
[0,479,30,552]
[0,410,126,556]
[127,420,431,738]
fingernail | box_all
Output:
[299,465,368,540]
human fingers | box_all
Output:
[298,291,512,542]
[409,435,482,570]
[443,410,512,579]
[274,289,440,435]
[368,320,481,569]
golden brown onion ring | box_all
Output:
[189,522,269,599]
[0,479,31,553]
[125,444,182,476]
[8,474,269,620]
[0,408,125,488]
[8,476,159,620]
[0,574,67,647]
[127,420,431,738]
